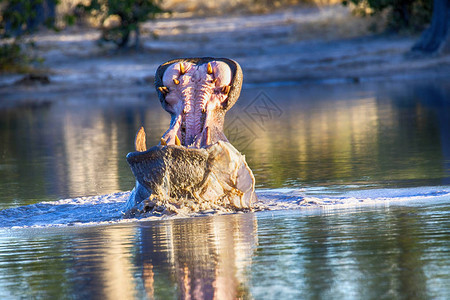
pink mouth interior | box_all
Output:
[161,61,232,148]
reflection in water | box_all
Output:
[137,213,257,299]
[250,203,449,299]
[110,214,255,299]
[62,113,120,196]
[8,213,258,299]
[0,203,448,299]
[225,81,450,188]
[0,96,172,208]
[69,226,138,299]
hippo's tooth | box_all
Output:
[205,127,211,145]
[160,138,167,146]
[211,78,217,84]
[179,62,185,75]
[135,126,147,152]
[175,135,181,146]
[173,78,180,85]
[158,86,168,95]
[221,85,231,95]
[207,62,213,74]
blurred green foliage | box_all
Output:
[0,43,27,72]
[0,0,58,37]
[342,0,433,32]
[0,0,56,72]
[77,0,166,48]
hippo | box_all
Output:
[125,58,256,215]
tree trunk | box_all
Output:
[412,0,450,54]
[27,0,56,31]
[134,26,140,50]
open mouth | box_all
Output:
[131,58,242,153]
[125,58,255,214]
[155,57,242,148]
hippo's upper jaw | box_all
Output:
[156,57,243,148]
[125,58,256,215]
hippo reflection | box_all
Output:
[126,58,257,215]
[139,213,258,299]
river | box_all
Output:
[0,79,449,298]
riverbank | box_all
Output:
[1,5,449,108]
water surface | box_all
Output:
[0,79,449,298]
[0,202,448,299]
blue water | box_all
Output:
[0,80,449,298]
[0,197,448,299]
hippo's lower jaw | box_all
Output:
[125,137,256,215]
[124,58,257,215]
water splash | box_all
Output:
[1,186,449,228]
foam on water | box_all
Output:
[1,186,449,228]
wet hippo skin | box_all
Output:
[125,58,256,215]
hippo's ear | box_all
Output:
[218,58,243,112]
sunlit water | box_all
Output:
[0,80,449,298]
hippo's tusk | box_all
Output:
[160,138,167,146]
[173,78,180,85]
[207,62,213,74]
[175,135,181,146]
[179,62,185,75]
[221,85,230,95]
[135,126,147,152]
